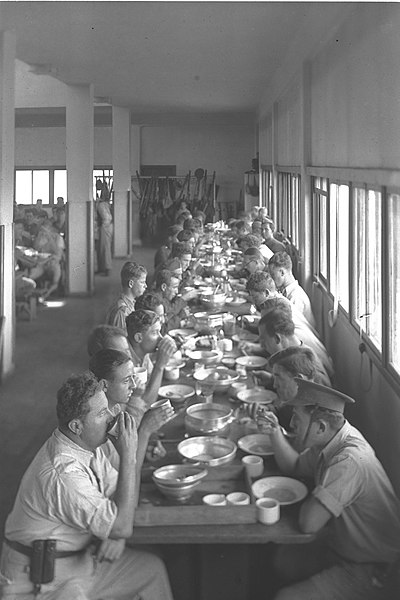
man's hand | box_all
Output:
[140,404,175,436]
[96,538,126,562]
[256,409,281,435]
[253,370,274,388]
[110,411,138,457]
[156,335,177,368]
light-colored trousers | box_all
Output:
[0,544,173,600]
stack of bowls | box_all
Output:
[152,464,208,503]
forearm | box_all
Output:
[132,430,152,506]
[110,453,137,538]
[142,364,164,407]
[270,430,299,475]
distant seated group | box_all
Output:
[14,201,66,302]
[2,201,400,599]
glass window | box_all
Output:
[353,186,382,351]
[388,192,400,373]
[278,172,300,247]
[15,170,33,204]
[32,170,50,204]
[312,177,328,282]
[54,170,67,202]
[329,183,349,313]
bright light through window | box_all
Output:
[32,171,50,204]
[329,183,349,313]
[54,170,67,202]
[388,193,400,373]
[15,171,32,204]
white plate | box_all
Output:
[242,314,261,325]
[225,296,247,306]
[169,328,197,340]
[158,384,195,403]
[238,433,274,456]
[237,388,277,405]
[236,355,269,369]
[252,476,308,505]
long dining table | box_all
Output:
[129,238,315,600]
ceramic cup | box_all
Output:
[241,455,264,478]
[256,498,280,525]
[151,398,172,411]
[164,363,183,381]
[202,494,227,506]
[132,366,148,386]
[226,492,250,506]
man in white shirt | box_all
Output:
[0,372,173,600]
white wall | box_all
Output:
[256,3,400,493]
[15,59,67,108]
[141,124,254,204]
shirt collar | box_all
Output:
[53,428,95,467]
[320,420,351,463]
[283,280,299,295]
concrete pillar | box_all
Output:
[66,84,94,295]
[112,106,131,257]
[130,125,142,246]
[0,31,16,379]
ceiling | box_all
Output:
[1,1,349,119]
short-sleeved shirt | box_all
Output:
[5,429,118,551]
[284,280,317,330]
[295,421,400,564]
[105,293,136,333]
[129,344,154,378]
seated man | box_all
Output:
[0,372,173,600]
[126,309,177,405]
[246,271,277,311]
[31,218,65,300]
[269,251,316,329]
[260,380,400,600]
[105,261,147,333]
[261,218,287,254]
[153,269,189,330]
[154,224,182,269]
[23,207,39,243]
[239,247,268,278]
[258,307,332,386]
[89,348,173,458]
[135,291,166,330]
[87,324,131,357]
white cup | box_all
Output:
[226,492,250,506]
[151,398,172,411]
[241,455,264,478]
[164,365,181,381]
[256,498,280,524]
[132,366,148,386]
[202,494,227,506]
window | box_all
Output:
[329,183,349,313]
[388,192,400,373]
[353,186,382,352]
[277,172,300,247]
[312,177,328,282]
[15,168,66,205]
[261,168,273,219]
[93,169,113,202]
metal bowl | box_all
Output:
[185,403,234,436]
[152,464,208,487]
[153,480,201,503]
[200,291,227,307]
[186,349,222,364]
[178,436,237,466]
[193,366,239,390]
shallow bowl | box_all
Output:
[185,403,234,436]
[152,464,208,487]
[178,436,237,467]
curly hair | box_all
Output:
[126,309,159,338]
[246,271,276,293]
[268,251,292,271]
[120,261,147,288]
[268,346,317,380]
[56,372,104,428]
[135,291,163,312]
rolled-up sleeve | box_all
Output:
[312,454,363,517]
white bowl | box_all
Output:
[235,356,269,370]
[158,384,195,404]
[251,476,308,505]
[237,388,277,405]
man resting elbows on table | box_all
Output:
[259,379,400,600]
[0,372,173,600]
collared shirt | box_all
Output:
[128,343,154,377]
[283,280,317,329]
[5,429,118,551]
[105,293,136,333]
[296,421,400,564]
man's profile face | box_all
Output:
[131,273,147,298]
[106,360,135,409]
[79,389,113,451]
[165,277,180,301]
[140,320,162,354]
[272,364,299,403]
[269,266,285,289]
[250,289,268,308]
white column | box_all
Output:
[112,106,131,257]
[130,125,142,246]
[66,84,94,295]
[0,31,16,378]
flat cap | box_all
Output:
[288,379,354,413]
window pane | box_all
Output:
[329,183,349,312]
[354,186,382,351]
[318,193,328,279]
[15,170,32,204]
[32,170,49,204]
[389,193,400,373]
[54,170,67,203]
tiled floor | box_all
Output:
[0,246,155,534]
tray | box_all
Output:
[135,464,257,526]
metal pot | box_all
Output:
[185,402,234,436]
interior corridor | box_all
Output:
[0,246,155,536]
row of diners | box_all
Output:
[3,201,400,600]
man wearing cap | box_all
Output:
[260,380,400,600]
